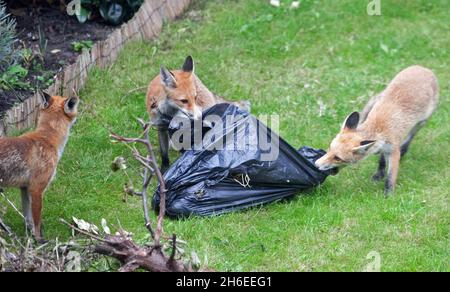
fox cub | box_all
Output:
[146,56,251,171]
[0,93,79,241]
[315,65,439,196]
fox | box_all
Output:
[0,92,79,241]
[315,65,439,196]
[146,56,251,171]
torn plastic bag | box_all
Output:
[152,103,335,217]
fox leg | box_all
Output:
[20,187,33,232]
[401,121,425,158]
[372,154,386,181]
[384,147,401,197]
[400,135,414,157]
[29,184,46,242]
[158,129,170,172]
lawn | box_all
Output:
[3,0,449,271]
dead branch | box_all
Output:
[110,119,167,246]
[141,166,154,238]
[60,219,115,244]
[169,234,177,262]
[93,119,191,272]
[61,218,182,272]
[0,219,94,272]
[1,117,196,272]
[0,191,26,220]
[94,234,187,272]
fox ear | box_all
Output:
[64,97,79,116]
[181,56,194,73]
[353,140,376,154]
[41,91,52,109]
[342,111,360,131]
[160,66,177,88]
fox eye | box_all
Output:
[334,156,343,162]
[180,99,189,104]
[150,102,157,109]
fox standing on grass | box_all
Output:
[315,65,439,196]
[146,56,251,171]
[0,93,79,241]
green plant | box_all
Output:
[0,0,21,74]
[0,64,31,91]
[37,24,48,62]
[75,0,144,25]
[36,73,54,88]
[71,40,94,53]
[20,47,34,69]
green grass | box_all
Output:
[3,0,449,271]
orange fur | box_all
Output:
[0,94,79,240]
[146,56,250,171]
[146,69,219,122]
[146,63,250,122]
[316,65,439,195]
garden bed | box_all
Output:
[0,0,191,135]
[0,5,114,116]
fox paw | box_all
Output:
[384,181,394,197]
[372,172,385,182]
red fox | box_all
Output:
[0,93,79,241]
[315,65,439,196]
[146,56,251,171]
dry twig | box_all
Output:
[69,119,191,272]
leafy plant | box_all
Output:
[20,47,34,69]
[0,65,31,91]
[74,0,144,25]
[37,24,48,62]
[71,40,94,53]
[36,72,54,88]
[0,0,21,74]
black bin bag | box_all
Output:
[152,103,334,217]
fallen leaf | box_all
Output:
[291,1,301,9]
[270,0,280,7]
[72,217,99,235]
[101,218,111,235]
[191,251,201,270]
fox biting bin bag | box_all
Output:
[153,103,335,217]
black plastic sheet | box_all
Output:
[152,103,334,217]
